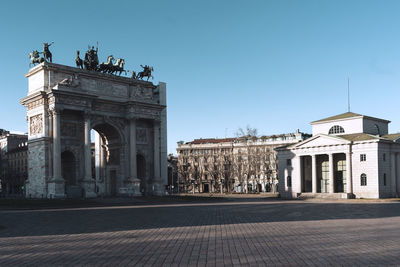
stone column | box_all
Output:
[153,120,163,195]
[48,110,53,179]
[390,153,396,196]
[329,153,334,193]
[82,112,96,198]
[47,109,65,198]
[394,153,400,197]
[127,118,141,196]
[311,154,317,193]
[84,114,92,180]
[346,151,353,196]
[130,119,137,179]
[296,156,302,196]
[53,110,62,181]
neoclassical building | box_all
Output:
[177,131,310,193]
[277,112,400,199]
[21,62,167,198]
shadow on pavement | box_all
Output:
[0,200,400,238]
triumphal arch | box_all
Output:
[21,62,167,198]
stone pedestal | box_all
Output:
[152,179,165,196]
[122,178,142,196]
[82,179,97,198]
[47,179,66,198]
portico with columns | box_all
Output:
[21,62,167,198]
[277,112,400,199]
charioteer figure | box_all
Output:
[83,45,99,71]
[137,65,154,81]
[43,42,53,63]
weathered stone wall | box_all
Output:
[26,139,49,198]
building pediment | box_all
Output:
[291,134,350,149]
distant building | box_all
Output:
[167,154,178,193]
[6,142,28,195]
[0,132,28,195]
[277,112,400,199]
[177,131,311,193]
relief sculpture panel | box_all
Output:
[132,86,153,100]
[30,114,43,135]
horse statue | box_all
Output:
[75,50,83,69]
[29,50,45,67]
[110,58,126,76]
[98,55,114,73]
[43,42,53,62]
[137,65,154,81]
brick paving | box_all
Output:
[0,199,400,266]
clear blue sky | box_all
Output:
[1,0,400,154]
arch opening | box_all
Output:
[90,122,123,197]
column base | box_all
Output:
[122,178,142,196]
[152,179,165,196]
[82,179,97,198]
[47,178,66,199]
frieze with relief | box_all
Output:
[132,85,153,100]
[80,78,128,98]
[58,97,88,107]
[92,102,124,113]
[30,114,43,135]
[26,98,45,110]
[133,108,161,120]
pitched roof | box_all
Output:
[382,133,400,141]
[339,133,381,142]
[311,112,391,124]
[311,112,363,124]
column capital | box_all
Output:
[83,110,91,119]
[49,107,62,116]
[127,115,137,121]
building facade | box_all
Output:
[6,142,28,195]
[177,131,310,193]
[21,62,167,198]
[0,132,28,195]
[277,112,400,199]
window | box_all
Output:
[383,153,386,162]
[360,154,366,162]
[383,173,387,186]
[373,124,380,135]
[361,173,367,186]
[287,176,292,187]
[328,125,345,134]
[321,160,330,193]
[286,159,292,166]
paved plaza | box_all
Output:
[1,198,400,266]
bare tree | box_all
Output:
[235,125,258,138]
